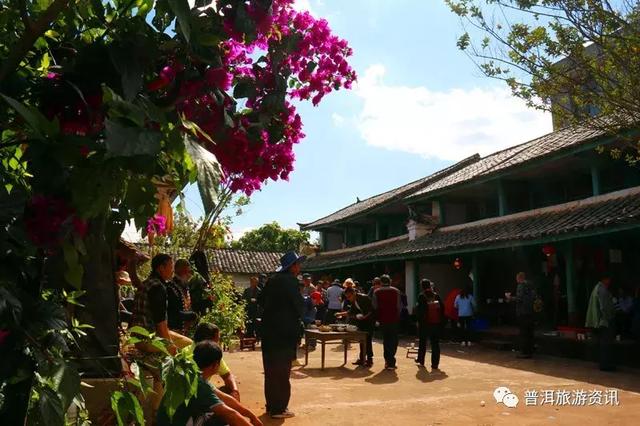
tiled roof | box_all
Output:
[407,124,605,200]
[299,154,481,230]
[302,187,640,271]
[136,245,284,274]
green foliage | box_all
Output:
[199,273,246,347]
[232,221,311,253]
[0,0,348,423]
[152,211,230,251]
[184,136,222,216]
[446,0,640,144]
[161,346,199,422]
[27,361,81,426]
[111,329,200,425]
[111,391,145,426]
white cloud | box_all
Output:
[231,226,256,241]
[332,112,345,127]
[292,0,315,15]
[355,64,552,161]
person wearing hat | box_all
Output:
[260,251,305,419]
[301,273,316,297]
[325,278,344,325]
[116,269,134,325]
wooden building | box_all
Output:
[300,122,640,329]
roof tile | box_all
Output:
[303,188,640,271]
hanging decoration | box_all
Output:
[453,257,463,270]
[542,245,556,257]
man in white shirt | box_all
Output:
[324,279,344,324]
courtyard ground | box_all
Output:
[214,339,640,426]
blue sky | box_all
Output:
[175,0,553,239]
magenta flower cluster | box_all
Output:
[24,195,88,247]
[146,214,167,236]
[176,0,356,195]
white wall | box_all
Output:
[405,261,417,311]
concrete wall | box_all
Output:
[230,273,252,289]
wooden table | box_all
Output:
[303,329,368,370]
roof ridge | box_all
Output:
[300,154,481,230]
[439,185,640,233]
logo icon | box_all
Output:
[494,387,519,408]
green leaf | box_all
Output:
[128,326,151,337]
[136,0,154,16]
[168,0,192,42]
[103,86,146,126]
[161,352,199,422]
[52,362,81,413]
[110,45,143,101]
[111,391,145,426]
[184,136,222,215]
[306,61,317,73]
[233,79,257,99]
[105,119,162,157]
[30,385,64,426]
[1,94,57,139]
[150,338,171,356]
[130,362,152,398]
[63,242,84,289]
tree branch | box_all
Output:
[0,0,70,83]
[15,0,34,32]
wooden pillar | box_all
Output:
[343,225,348,248]
[374,220,381,241]
[472,254,480,306]
[591,165,601,196]
[405,260,419,310]
[498,180,507,216]
[563,242,578,325]
[320,231,327,251]
[433,200,445,225]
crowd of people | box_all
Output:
[124,253,261,426]
[120,248,630,424]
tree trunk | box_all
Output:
[73,216,121,377]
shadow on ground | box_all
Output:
[415,367,449,383]
[295,365,375,380]
[435,340,640,393]
[364,369,399,384]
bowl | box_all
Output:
[345,325,358,332]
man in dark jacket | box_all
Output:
[372,274,403,370]
[167,259,197,335]
[415,279,444,370]
[338,287,375,366]
[260,252,305,419]
[243,276,262,338]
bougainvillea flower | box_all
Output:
[146,214,167,236]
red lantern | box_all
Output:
[453,258,462,270]
[542,245,556,257]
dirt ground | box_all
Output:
[214,338,640,426]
